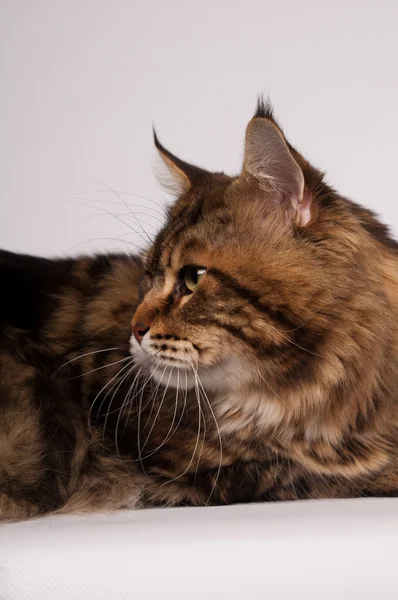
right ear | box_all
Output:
[242,107,313,227]
[153,129,208,195]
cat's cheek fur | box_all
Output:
[130,330,256,393]
[147,356,256,392]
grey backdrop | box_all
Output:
[1,0,397,257]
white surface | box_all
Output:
[1,1,398,257]
[1,499,398,599]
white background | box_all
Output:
[1,0,398,258]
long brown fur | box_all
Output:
[2,99,398,522]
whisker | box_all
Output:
[101,376,135,444]
[120,368,148,436]
[119,349,166,431]
[99,363,137,438]
[193,369,207,482]
[73,185,168,215]
[134,364,167,474]
[113,367,147,456]
[139,369,181,460]
[152,369,189,448]
[75,198,166,219]
[63,355,132,380]
[162,368,202,486]
[156,370,183,446]
[87,359,135,435]
[119,356,166,444]
[52,347,120,378]
[38,199,153,248]
[139,362,167,417]
[139,368,173,459]
[267,322,323,358]
[279,313,319,333]
[195,366,224,505]
[94,358,137,422]
[67,236,144,253]
[96,181,155,248]
[77,209,160,245]
[256,369,288,408]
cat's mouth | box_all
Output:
[129,331,201,388]
[130,331,251,394]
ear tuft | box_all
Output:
[254,96,274,120]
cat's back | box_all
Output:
[0,250,76,332]
[0,250,143,334]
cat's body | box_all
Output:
[2,101,398,521]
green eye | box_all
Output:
[181,265,206,293]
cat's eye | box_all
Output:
[181,265,206,293]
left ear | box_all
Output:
[242,117,313,227]
[153,129,208,195]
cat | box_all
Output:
[1,98,398,522]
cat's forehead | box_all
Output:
[146,174,237,270]
[145,170,291,275]
[169,172,234,218]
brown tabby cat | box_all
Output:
[2,99,398,522]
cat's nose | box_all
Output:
[131,322,149,345]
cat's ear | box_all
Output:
[242,110,313,227]
[153,129,207,195]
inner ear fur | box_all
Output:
[242,115,313,227]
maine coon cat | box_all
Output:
[2,99,398,522]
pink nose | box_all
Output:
[132,322,149,345]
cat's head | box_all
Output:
[130,100,385,402]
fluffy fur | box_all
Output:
[2,100,398,522]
